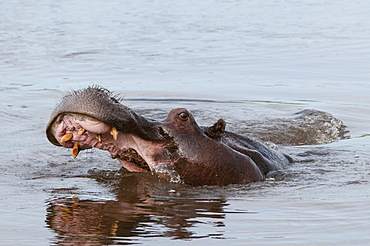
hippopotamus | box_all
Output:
[46,86,293,186]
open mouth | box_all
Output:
[48,113,151,172]
[114,148,149,171]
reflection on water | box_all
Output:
[46,171,232,245]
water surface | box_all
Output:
[1,0,370,245]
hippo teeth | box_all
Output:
[60,133,73,143]
[51,113,151,171]
[110,127,118,140]
[72,142,80,158]
[77,127,86,135]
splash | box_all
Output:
[237,109,349,146]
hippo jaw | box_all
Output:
[46,87,177,175]
[49,113,160,172]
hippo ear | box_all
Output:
[205,118,226,139]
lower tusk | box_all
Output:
[110,127,118,140]
[61,133,73,143]
[72,142,80,158]
[96,134,102,143]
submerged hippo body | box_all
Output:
[46,86,292,186]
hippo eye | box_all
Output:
[178,112,189,121]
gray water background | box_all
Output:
[0,0,370,245]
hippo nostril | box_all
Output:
[178,112,189,121]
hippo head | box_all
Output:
[46,86,264,186]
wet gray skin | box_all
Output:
[46,86,293,186]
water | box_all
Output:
[1,0,370,245]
